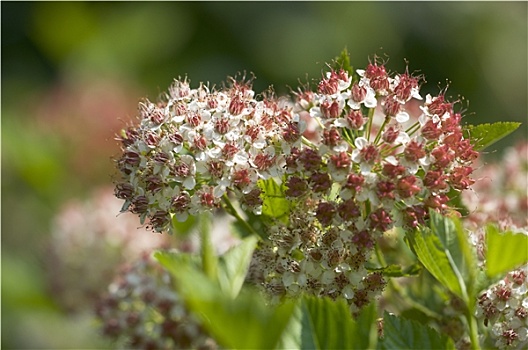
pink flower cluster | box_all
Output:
[115,76,301,233]
[114,59,479,313]
[463,141,528,230]
[248,62,479,312]
[48,187,170,312]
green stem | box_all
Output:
[466,307,481,350]
[222,193,264,240]
[405,121,421,137]
[301,135,316,148]
[366,107,375,142]
[374,116,390,145]
[200,212,217,279]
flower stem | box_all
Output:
[366,107,375,142]
[466,307,481,350]
[374,116,390,145]
[222,193,265,240]
[200,212,217,279]
[302,135,316,148]
[405,121,421,136]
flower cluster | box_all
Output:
[95,253,217,350]
[463,141,528,230]
[459,143,528,349]
[115,76,300,233]
[114,59,479,313]
[249,62,478,313]
[477,266,528,349]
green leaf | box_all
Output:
[354,301,379,350]
[279,296,377,350]
[304,296,357,349]
[278,299,318,350]
[378,312,455,350]
[168,262,294,349]
[486,225,528,277]
[334,47,354,76]
[217,236,258,299]
[430,211,475,282]
[156,245,294,349]
[154,250,202,277]
[170,213,197,236]
[407,211,478,302]
[406,226,463,298]
[406,215,471,300]
[463,122,521,151]
[258,178,291,225]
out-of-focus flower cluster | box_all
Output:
[95,253,217,350]
[34,78,141,184]
[48,187,171,312]
[114,59,479,313]
[477,266,528,349]
[463,141,528,230]
[460,141,528,349]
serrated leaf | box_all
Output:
[277,299,318,350]
[280,296,377,350]
[430,211,473,280]
[258,178,291,225]
[217,236,258,299]
[406,225,464,298]
[486,225,528,277]
[463,122,521,151]
[167,262,294,350]
[407,211,478,302]
[303,297,357,349]
[378,312,455,350]
[354,301,379,349]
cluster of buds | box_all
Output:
[115,75,300,233]
[95,253,217,350]
[250,62,478,313]
[477,266,528,349]
[114,58,479,313]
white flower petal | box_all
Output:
[364,90,378,108]
[354,137,368,149]
[395,111,410,123]
[183,177,196,190]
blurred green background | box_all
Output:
[2,2,526,348]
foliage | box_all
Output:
[463,122,521,151]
